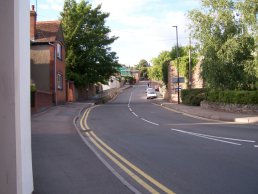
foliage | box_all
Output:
[123,76,135,84]
[136,59,149,78]
[162,61,170,88]
[170,46,198,88]
[188,0,257,90]
[206,90,258,104]
[181,88,207,106]
[170,45,187,60]
[30,81,37,92]
[148,51,171,81]
[60,0,120,87]
[136,59,149,69]
[182,88,258,105]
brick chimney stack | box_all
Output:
[30,5,37,40]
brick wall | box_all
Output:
[31,91,53,113]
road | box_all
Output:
[80,83,258,194]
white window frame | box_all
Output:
[57,73,63,90]
[56,43,62,59]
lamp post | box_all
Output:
[172,25,180,104]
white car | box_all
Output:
[145,87,152,93]
[146,88,157,99]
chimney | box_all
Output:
[30,5,37,40]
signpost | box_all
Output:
[172,77,185,83]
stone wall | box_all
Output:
[201,100,258,114]
[191,59,204,88]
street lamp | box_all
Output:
[172,25,180,104]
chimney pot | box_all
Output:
[30,5,37,40]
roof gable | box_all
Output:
[35,21,61,43]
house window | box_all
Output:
[56,43,62,59]
[57,73,63,90]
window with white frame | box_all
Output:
[57,73,63,90]
[56,43,62,59]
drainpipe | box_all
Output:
[49,42,57,105]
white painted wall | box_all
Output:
[102,76,121,90]
[16,1,34,193]
[0,0,34,193]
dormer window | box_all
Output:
[56,43,62,60]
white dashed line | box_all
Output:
[132,112,138,117]
[170,128,242,146]
[129,108,132,112]
[141,118,159,126]
[254,145,258,148]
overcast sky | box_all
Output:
[30,0,200,66]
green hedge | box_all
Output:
[181,88,206,106]
[182,89,258,105]
[206,90,258,104]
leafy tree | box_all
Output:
[136,59,149,68]
[60,0,120,87]
[188,0,257,90]
[170,45,187,60]
[162,61,170,88]
[169,45,198,88]
[135,59,149,79]
[149,51,171,81]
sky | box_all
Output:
[30,0,200,66]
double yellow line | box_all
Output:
[80,106,176,194]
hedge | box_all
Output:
[181,88,206,106]
[181,89,258,106]
[206,90,258,105]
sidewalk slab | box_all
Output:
[154,99,258,124]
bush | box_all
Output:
[124,76,135,84]
[206,90,258,104]
[181,88,206,106]
[30,82,37,93]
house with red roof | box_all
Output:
[30,5,67,112]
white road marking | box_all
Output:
[254,145,258,148]
[141,118,159,126]
[170,128,242,146]
[128,92,133,105]
[132,112,138,117]
[188,132,255,143]
[129,108,132,112]
[167,122,237,126]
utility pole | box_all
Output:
[172,26,180,104]
[189,35,191,89]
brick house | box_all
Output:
[30,5,66,111]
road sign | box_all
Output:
[175,87,182,91]
[172,77,185,83]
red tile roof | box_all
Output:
[34,21,60,42]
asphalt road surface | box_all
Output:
[82,83,258,194]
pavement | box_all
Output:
[153,98,258,124]
[31,86,258,193]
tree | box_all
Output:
[162,61,170,88]
[148,51,171,81]
[60,0,120,87]
[188,0,257,90]
[136,59,149,68]
[136,59,149,79]
[170,45,186,60]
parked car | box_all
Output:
[146,88,157,99]
[154,85,159,91]
[145,87,152,93]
